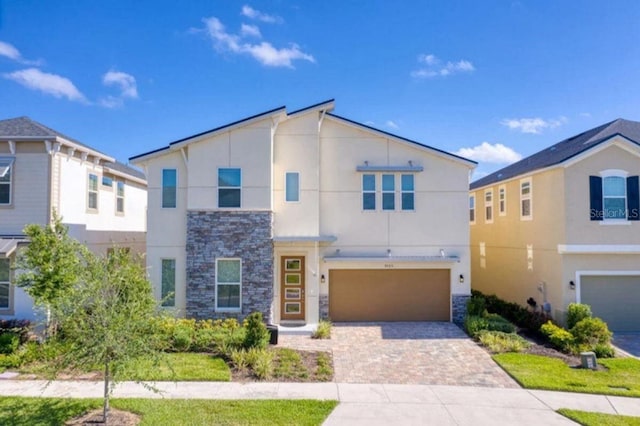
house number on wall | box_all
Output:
[384,264,395,268]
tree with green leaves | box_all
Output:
[15,212,88,336]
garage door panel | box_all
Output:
[329,269,450,322]
[581,275,640,332]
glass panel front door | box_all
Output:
[280,256,305,321]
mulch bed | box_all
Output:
[66,408,140,426]
[231,349,333,382]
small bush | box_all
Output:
[464,315,489,337]
[540,321,575,353]
[466,295,487,316]
[192,327,218,352]
[229,349,249,371]
[594,343,615,358]
[243,312,269,350]
[172,327,193,352]
[316,352,332,380]
[472,290,549,334]
[312,320,332,339]
[0,353,21,369]
[0,333,20,355]
[0,319,31,344]
[566,303,592,329]
[572,317,612,349]
[477,330,531,353]
[252,350,274,380]
[486,313,517,334]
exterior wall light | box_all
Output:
[569,280,575,290]
[321,274,326,283]
[459,274,464,283]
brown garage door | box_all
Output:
[329,269,450,321]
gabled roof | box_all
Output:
[0,116,146,183]
[470,118,640,190]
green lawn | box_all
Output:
[121,353,231,381]
[0,397,338,426]
[494,353,640,397]
[558,409,640,425]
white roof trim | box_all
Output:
[558,244,640,255]
[323,255,460,263]
[0,237,28,257]
[273,235,337,243]
[102,165,147,185]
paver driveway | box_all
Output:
[279,322,519,388]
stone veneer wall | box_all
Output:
[186,211,273,322]
[452,294,470,325]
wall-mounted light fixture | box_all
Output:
[321,274,326,283]
[459,274,464,283]
[569,280,575,290]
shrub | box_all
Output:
[594,343,615,358]
[566,303,592,329]
[252,349,274,380]
[229,349,249,371]
[477,330,531,353]
[486,313,517,334]
[192,327,219,352]
[172,327,193,352]
[243,312,269,350]
[466,295,487,316]
[464,315,489,337]
[316,352,333,380]
[312,320,332,339]
[472,290,549,333]
[0,333,20,355]
[571,317,612,349]
[540,321,575,353]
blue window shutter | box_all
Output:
[589,176,603,221]
[627,176,640,221]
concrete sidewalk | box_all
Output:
[1,381,639,425]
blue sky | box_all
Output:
[1,1,640,179]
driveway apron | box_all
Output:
[613,332,640,358]
[280,322,519,388]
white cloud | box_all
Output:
[98,95,123,109]
[455,142,522,164]
[580,112,591,118]
[0,40,41,65]
[411,54,475,79]
[385,120,399,129]
[202,16,314,68]
[241,23,262,38]
[3,68,87,102]
[241,5,283,24]
[501,116,567,134]
[102,70,138,99]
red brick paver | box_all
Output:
[279,322,519,388]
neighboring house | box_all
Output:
[0,116,147,320]
[130,100,476,325]
[470,119,640,331]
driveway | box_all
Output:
[613,332,640,358]
[279,322,518,388]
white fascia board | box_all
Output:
[102,166,147,185]
[558,244,640,254]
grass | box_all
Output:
[121,353,231,381]
[494,353,640,397]
[558,409,640,425]
[0,397,339,426]
[273,348,309,380]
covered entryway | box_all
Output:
[580,275,640,332]
[328,269,450,321]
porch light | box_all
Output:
[321,274,325,283]
[459,274,464,283]
[569,280,575,290]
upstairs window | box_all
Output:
[0,157,13,205]
[382,174,395,210]
[590,171,639,221]
[116,181,125,214]
[401,174,414,210]
[102,176,113,188]
[88,173,98,210]
[162,169,177,208]
[285,172,299,202]
[469,195,476,223]
[499,185,506,216]
[362,174,376,210]
[0,258,10,310]
[218,168,241,208]
[484,189,493,223]
[520,178,532,220]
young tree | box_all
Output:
[55,247,162,424]
[15,212,88,335]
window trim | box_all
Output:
[484,189,493,224]
[160,258,176,308]
[520,177,533,220]
[115,180,125,215]
[600,169,628,222]
[87,173,99,212]
[469,194,476,224]
[215,258,242,312]
[284,171,300,203]
[0,258,13,314]
[362,174,376,211]
[0,157,14,206]
[401,174,415,211]
[217,167,242,209]
[162,168,177,209]
[498,185,506,216]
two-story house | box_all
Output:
[130,100,476,326]
[0,116,147,320]
[470,119,640,331]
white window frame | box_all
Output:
[115,181,125,215]
[0,258,11,312]
[161,258,176,307]
[215,258,242,312]
[520,178,533,220]
[600,169,628,222]
[87,173,99,211]
[162,168,177,209]
[469,194,476,224]
[284,171,300,203]
[484,189,493,223]
[362,174,376,211]
[382,174,395,211]
[101,175,113,189]
[218,168,242,209]
[400,174,415,211]
[498,185,506,216]
[0,157,13,206]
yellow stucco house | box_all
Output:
[470,119,640,331]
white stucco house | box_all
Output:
[0,116,147,320]
[130,100,476,325]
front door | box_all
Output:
[280,256,305,321]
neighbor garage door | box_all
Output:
[581,275,640,332]
[328,269,450,321]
